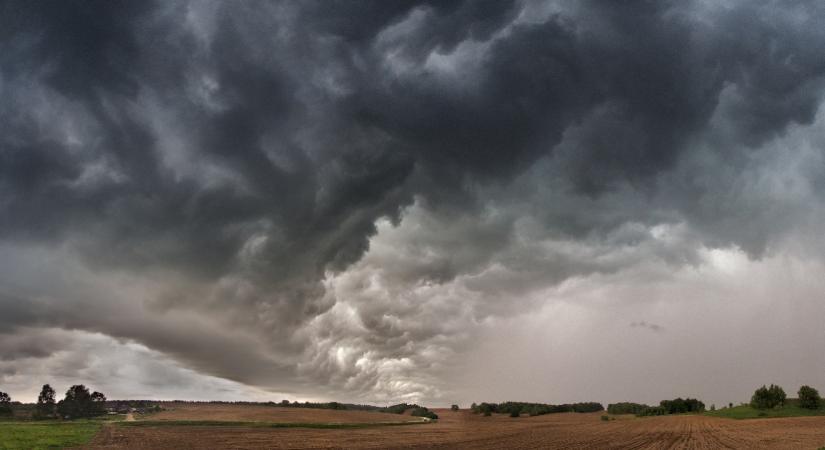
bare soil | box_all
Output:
[85,407,825,449]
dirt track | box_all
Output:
[85,407,825,449]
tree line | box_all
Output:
[270,400,437,418]
[0,384,107,420]
[469,401,603,417]
[607,397,705,416]
[604,384,823,417]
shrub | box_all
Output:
[798,385,821,409]
[659,398,704,414]
[410,407,438,420]
[751,384,786,409]
[600,415,609,421]
[607,402,649,415]
[637,406,667,416]
[509,409,521,418]
[483,410,492,417]
[451,404,459,411]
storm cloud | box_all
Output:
[2,0,825,405]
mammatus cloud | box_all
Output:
[2,0,825,404]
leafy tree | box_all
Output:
[798,385,821,409]
[509,409,521,418]
[34,384,56,419]
[57,385,107,419]
[451,404,459,411]
[0,391,12,416]
[91,391,107,416]
[751,384,786,409]
[470,402,478,414]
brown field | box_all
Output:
[85,406,825,449]
[143,403,415,424]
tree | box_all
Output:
[751,384,786,409]
[451,404,459,411]
[57,385,107,419]
[0,391,12,416]
[34,384,56,419]
[798,385,821,409]
[91,391,107,416]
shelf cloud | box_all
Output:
[2,0,825,406]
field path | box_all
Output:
[125,413,135,422]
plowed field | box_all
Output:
[85,406,825,449]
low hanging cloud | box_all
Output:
[2,0,825,404]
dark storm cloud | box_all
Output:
[2,0,825,400]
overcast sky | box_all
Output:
[2,0,825,408]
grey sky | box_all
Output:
[2,0,825,407]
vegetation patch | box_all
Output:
[119,419,431,429]
[708,384,825,419]
[0,421,102,450]
[705,403,825,420]
[469,401,603,417]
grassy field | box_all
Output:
[0,421,102,450]
[705,404,825,419]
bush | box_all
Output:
[410,407,438,420]
[659,398,705,414]
[798,385,821,409]
[451,404,459,411]
[509,409,521,418]
[637,406,667,416]
[600,415,609,421]
[607,402,649,415]
[751,384,786,409]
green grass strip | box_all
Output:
[705,404,825,420]
[119,419,431,429]
[0,421,102,450]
